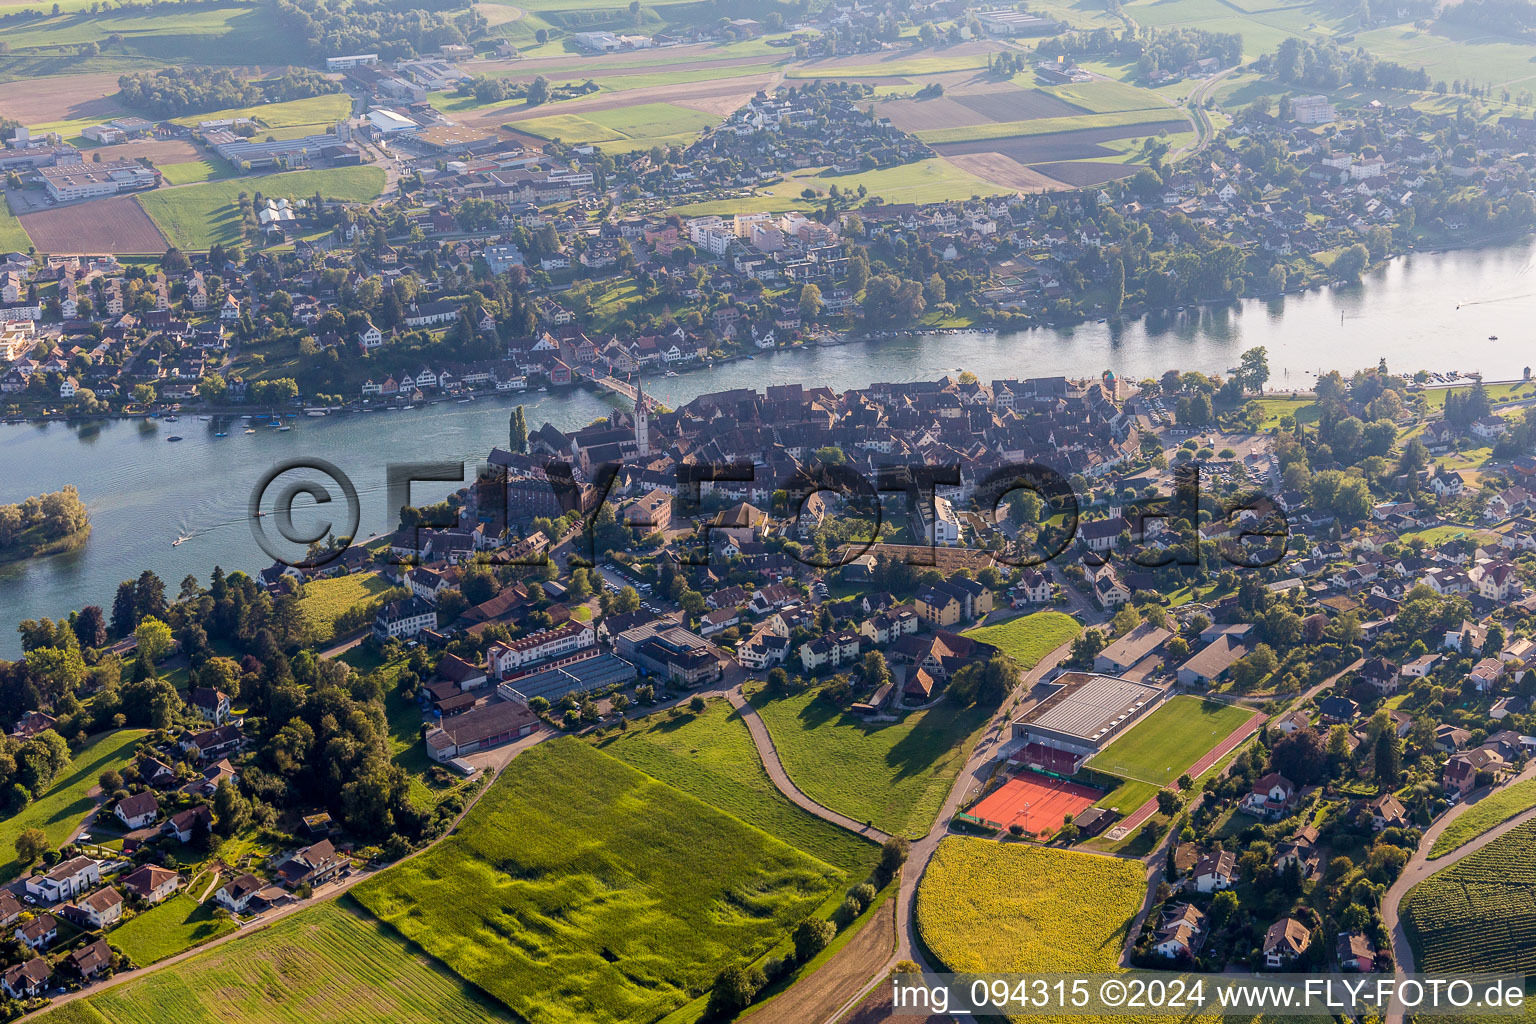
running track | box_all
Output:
[1107,709,1263,838]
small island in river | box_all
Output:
[0,486,90,564]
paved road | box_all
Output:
[1381,761,1536,1022]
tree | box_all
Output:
[1271,727,1328,784]
[135,616,174,664]
[111,580,137,636]
[793,917,836,963]
[509,406,528,453]
[14,827,47,863]
[877,836,910,884]
[611,586,641,614]
[98,769,123,794]
[1374,728,1401,788]
[75,605,107,649]
[1156,788,1183,815]
[798,282,823,319]
[1333,244,1370,282]
[707,964,765,1019]
[527,75,551,106]
[212,777,251,836]
[1238,346,1270,394]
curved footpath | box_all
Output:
[726,687,893,843]
[1382,760,1536,1023]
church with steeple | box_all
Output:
[633,378,649,456]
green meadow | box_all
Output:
[136,166,385,249]
[352,739,842,1024]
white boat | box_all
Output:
[278,425,292,431]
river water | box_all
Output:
[3,240,1535,655]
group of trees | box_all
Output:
[273,0,487,61]
[1033,25,1241,79]
[116,66,341,118]
[1261,38,1430,92]
[0,486,90,553]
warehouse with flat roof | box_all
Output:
[1010,672,1165,764]
[497,651,637,705]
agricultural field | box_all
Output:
[515,101,720,154]
[111,892,237,966]
[1086,696,1255,787]
[168,93,353,130]
[750,689,989,838]
[136,166,385,249]
[915,838,1145,972]
[297,572,397,644]
[0,728,148,882]
[961,610,1081,668]
[595,696,880,877]
[915,107,1183,145]
[0,196,31,251]
[1430,780,1536,860]
[352,739,841,1024]
[46,901,507,1024]
[0,3,294,67]
[18,195,167,254]
[670,157,1009,217]
[1402,818,1536,974]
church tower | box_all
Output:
[634,378,649,456]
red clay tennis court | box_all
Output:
[968,771,1101,836]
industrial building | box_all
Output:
[497,651,637,705]
[1010,672,1165,769]
[325,53,379,70]
[37,160,160,202]
[206,122,356,169]
[367,109,421,136]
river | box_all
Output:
[3,240,1535,656]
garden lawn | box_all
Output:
[916,838,1144,972]
[0,195,31,251]
[596,697,879,877]
[298,572,395,643]
[1429,779,1536,859]
[111,892,236,965]
[351,739,841,1024]
[750,689,989,838]
[0,729,148,882]
[962,610,1081,668]
[49,901,505,1024]
[1086,696,1254,786]
[137,166,385,249]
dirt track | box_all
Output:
[750,899,896,1024]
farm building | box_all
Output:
[425,699,540,762]
[1009,672,1165,769]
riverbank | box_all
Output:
[0,524,89,567]
[4,237,1536,658]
